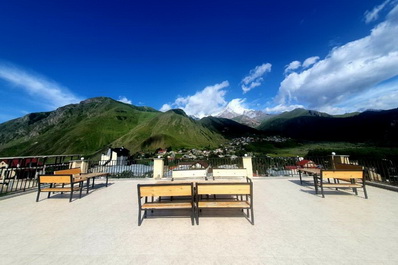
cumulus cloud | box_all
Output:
[0,63,81,109]
[302,56,320,68]
[118,96,132,104]
[241,63,272,93]
[275,3,398,114]
[160,103,172,112]
[160,81,229,118]
[223,98,252,115]
[264,103,305,114]
[284,61,301,74]
[364,0,391,23]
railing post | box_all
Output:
[153,158,164,179]
[243,155,253,179]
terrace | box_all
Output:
[2,176,398,264]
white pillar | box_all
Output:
[153,158,164,179]
[243,156,253,179]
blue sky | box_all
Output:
[1,0,398,123]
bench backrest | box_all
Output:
[196,182,252,195]
[321,170,364,180]
[54,168,81,175]
[39,174,73,184]
[334,164,363,170]
[138,183,194,197]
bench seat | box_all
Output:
[198,201,250,208]
[41,186,82,193]
[142,202,193,209]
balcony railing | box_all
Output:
[1,156,397,196]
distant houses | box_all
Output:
[100,147,130,166]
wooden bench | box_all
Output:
[54,168,110,192]
[54,168,82,175]
[36,174,84,202]
[314,170,368,199]
[195,178,254,225]
[137,183,195,226]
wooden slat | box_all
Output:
[198,201,250,208]
[140,185,192,196]
[142,202,192,209]
[322,170,363,180]
[322,184,362,188]
[299,168,321,175]
[54,168,81,175]
[197,184,250,195]
[41,187,81,192]
[40,175,71,184]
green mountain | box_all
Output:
[199,116,260,138]
[257,108,332,131]
[258,108,398,146]
[0,98,229,156]
[112,109,227,152]
[0,97,159,156]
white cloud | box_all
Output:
[264,104,304,114]
[302,56,320,68]
[284,61,301,74]
[241,63,272,93]
[275,3,398,113]
[223,98,252,115]
[160,103,172,112]
[160,81,229,118]
[364,0,391,23]
[118,96,132,104]
[0,63,81,110]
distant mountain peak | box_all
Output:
[166,109,188,117]
[216,104,273,128]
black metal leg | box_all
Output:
[36,188,40,202]
[320,181,325,198]
[86,179,90,194]
[69,189,73,202]
[138,209,143,226]
[363,185,368,199]
[299,171,302,185]
[313,176,318,194]
[251,207,255,225]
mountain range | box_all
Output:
[0,97,397,157]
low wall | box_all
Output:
[212,168,248,178]
[172,168,208,179]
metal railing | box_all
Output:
[306,156,398,185]
[86,160,153,178]
[2,155,398,196]
[252,156,300,176]
[0,163,71,196]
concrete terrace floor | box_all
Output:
[1,176,398,265]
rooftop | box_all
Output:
[2,176,398,264]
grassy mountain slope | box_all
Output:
[199,116,260,138]
[258,108,332,131]
[258,108,398,145]
[0,97,159,156]
[113,109,226,152]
